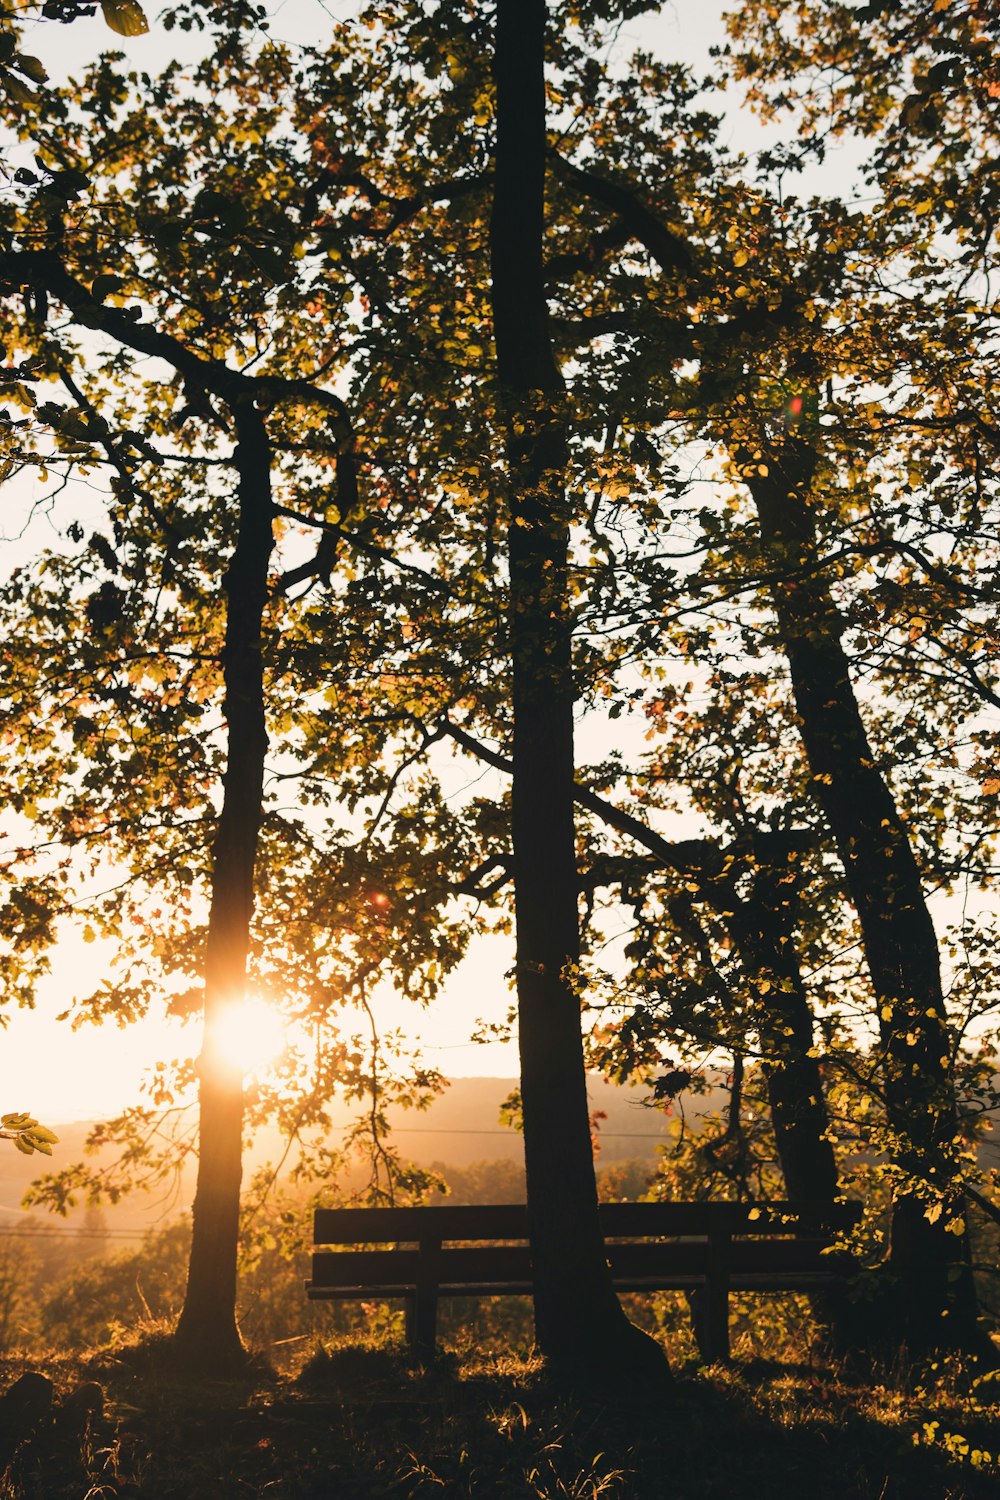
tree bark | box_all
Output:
[697,857,839,1205]
[490,0,667,1379]
[744,436,984,1357]
[173,402,274,1366]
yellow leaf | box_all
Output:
[914,199,933,215]
[733,248,749,267]
[100,0,149,37]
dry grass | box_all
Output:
[0,1327,996,1498]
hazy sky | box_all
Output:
[1,1,858,1121]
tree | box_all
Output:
[728,420,984,1354]
[172,394,272,1363]
[0,23,466,1365]
[0,249,358,1363]
[489,0,667,1378]
[526,21,998,1354]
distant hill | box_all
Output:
[0,1075,691,1242]
[2,1072,995,1245]
[381,1074,689,1168]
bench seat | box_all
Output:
[307,1200,860,1362]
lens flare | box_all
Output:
[211,996,286,1077]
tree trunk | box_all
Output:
[442,721,841,1215]
[719,860,854,1341]
[173,403,274,1367]
[706,860,838,1205]
[490,0,667,1379]
[744,437,983,1357]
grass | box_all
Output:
[0,1329,997,1499]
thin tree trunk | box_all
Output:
[702,860,839,1205]
[716,860,854,1340]
[649,834,839,1203]
[441,718,840,1214]
[490,0,667,1377]
[173,403,274,1366]
[744,437,983,1357]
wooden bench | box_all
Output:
[307,1200,860,1363]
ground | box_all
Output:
[0,1336,998,1498]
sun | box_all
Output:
[212,996,287,1077]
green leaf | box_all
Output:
[13,55,48,86]
[246,242,289,283]
[192,188,248,233]
[92,273,125,301]
[100,0,150,37]
[1,71,39,108]
[48,168,90,200]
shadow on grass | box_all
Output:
[2,1342,997,1499]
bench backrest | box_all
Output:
[313,1200,861,1245]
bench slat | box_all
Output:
[309,1237,847,1290]
[308,1270,844,1300]
[312,1200,860,1245]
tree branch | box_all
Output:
[549,152,694,275]
[0,249,354,435]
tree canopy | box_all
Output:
[0,0,997,1369]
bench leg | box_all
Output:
[687,1288,730,1363]
[686,1289,707,1359]
[703,1231,732,1363]
[405,1284,438,1362]
[702,1277,730,1363]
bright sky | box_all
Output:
[1,0,865,1122]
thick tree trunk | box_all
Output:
[173,404,274,1367]
[490,0,667,1378]
[745,438,983,1357]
